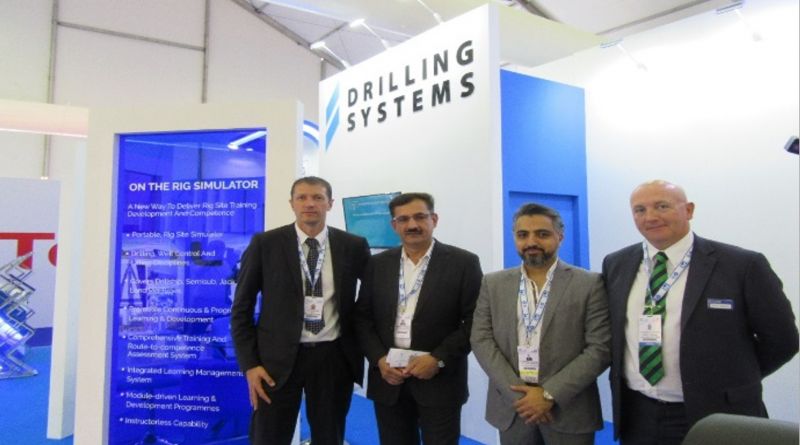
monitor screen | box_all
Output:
[342,192,401,249]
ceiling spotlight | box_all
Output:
[415,0,444,24]
[349,18,365,28]
[348,18,391,50]
[601,39,647,72]
[309,40,351,68]
[228,130,267,150]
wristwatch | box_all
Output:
[542,390,554,402]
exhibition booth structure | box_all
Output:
[67,102,303,445]
[4,1,798,444]
[317,4,600,442]
[32,4,604,445]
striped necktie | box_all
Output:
[639,251,668,385]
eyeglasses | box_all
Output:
[392,213,431,224]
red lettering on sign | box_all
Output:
[0,232,57,269]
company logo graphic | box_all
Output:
[324,84,341,151]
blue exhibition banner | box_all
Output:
[108,129,266,445]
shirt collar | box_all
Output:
[401,239,436,266]
[295,223,329,246]
[646,231,694,265]
[519,258,559,282]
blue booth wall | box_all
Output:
[500,70,590,270]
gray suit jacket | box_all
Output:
[471,260,611,434]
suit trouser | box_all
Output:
[620,386,689,445]
[499,413,594,445]
[373,382,461,445]
[250,340,354,445]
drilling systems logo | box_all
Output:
[323,39,476,151]
[324,84,341,151]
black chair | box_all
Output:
[682,413,799,445]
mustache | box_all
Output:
[404,228,423,234]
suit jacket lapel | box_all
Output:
[281,224,304,297]
[328,228,343,304]
[681,236,715,329]
[614,249,643,315]
[540,261,571,338]
[384,248,403,325]
[501,268,522,366]
[411,241,444,318]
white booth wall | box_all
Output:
[0,0,797,441]
[521,0,799,423]
[1,1,323,439]
[0,0,322,181]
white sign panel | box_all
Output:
[0,177,60,331]
[318,6,501,256]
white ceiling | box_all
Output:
[234,0,735,70]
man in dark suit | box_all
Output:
[602,179,799,445]
[355,192,482,445]
[230,176,370,445]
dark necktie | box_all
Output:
[639,251,668,385]
[304,238,324,334]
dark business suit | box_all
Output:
[602,234,799,441]
[230,223,370,445]
[354,240,482,444]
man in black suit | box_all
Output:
[602,179,798,445]
[230,176,370,445]
[355,192,482,445]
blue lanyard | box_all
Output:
[641,243,692,306]
[398,251,432,312]
[297,230,327,290]
[518,261,556,343]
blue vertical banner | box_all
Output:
[109,129,266,445]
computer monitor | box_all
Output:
[342,192,401,249]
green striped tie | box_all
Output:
[640,251,668,385]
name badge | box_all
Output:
[395,313,412,341]
[638,315,662,346]
[707,298,734,310]
[304,296,324,321]
[517,345,540,384]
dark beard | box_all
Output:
[521,250,553,267]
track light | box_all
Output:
[310,40,351,68]
[414,0,444,24]
[349,18,391,50]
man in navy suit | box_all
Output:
[230,176,370,445]
[602,180,798,445]
[355,192,482,445]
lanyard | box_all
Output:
[297,230,327,291]
[398,254,431,313]
[641,243,692,307]
[518,262,556,343]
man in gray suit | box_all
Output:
[471,202,611,444]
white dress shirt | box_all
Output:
[295,224,339,342]
[517,260,559,351]
[624,232,694,402]
[393,240,435,349]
